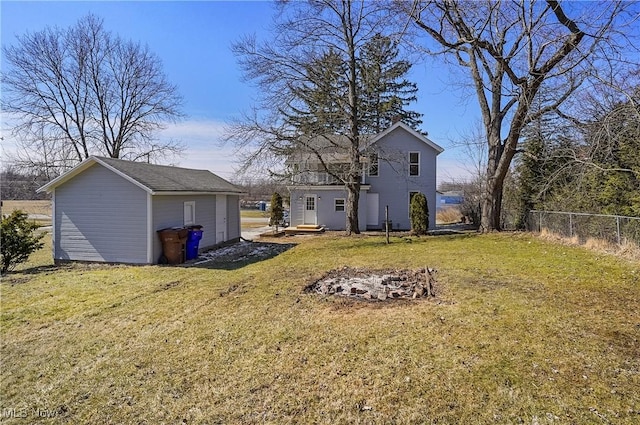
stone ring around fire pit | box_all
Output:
[305,266,437,301]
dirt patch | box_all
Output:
[306,266,438,301]
[191,241,295,266]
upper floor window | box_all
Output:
[409,152,420,176]
[368,152,379,176]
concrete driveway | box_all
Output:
[241,217,271,240]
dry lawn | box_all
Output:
[1,232,638,424]
[538,228,640,263]
[1,200,51,216]
[1,200,52,226]
[436,207,462,225]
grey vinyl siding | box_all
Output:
[288,188,368,231]
[368,126,438,229]
[226,195,241,241]
[54,164,148,263]
[152,195,217,262]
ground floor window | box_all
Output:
[335,198,345,212]
[184,201,195,225]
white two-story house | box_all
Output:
[286,121,444,231]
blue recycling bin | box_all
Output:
[185,226,204,260]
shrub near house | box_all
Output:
[1,210,45,273]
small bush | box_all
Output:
[269,192,284,230]
[410,192,429,235]
[1,210,46,274]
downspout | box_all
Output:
[146,193,153,264]
[51,190,56,260]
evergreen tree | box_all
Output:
[286,36,422,137]
[358,34,422,133]
[513,135,545,230]
[516,86,640,218]
[1,211,46,274]
[410,192,429,235]
[286,50,348,136]
[269,192,284,231]
[583,95,640,216]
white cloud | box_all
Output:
[3,115,473,185]
[157,119,241,179]
[437,157,476,185]
[159,119,226,142]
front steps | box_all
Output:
[284,224,326,235]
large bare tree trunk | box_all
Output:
[407,0,629,232]
[345,179,361,235]
[344,0,361,235]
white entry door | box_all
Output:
[303,195,317,225]
[216,195,227,243]
[367,193,379,227]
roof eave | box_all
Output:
[287,184,371,191]
[36,156,154,194]
[151,191,248,196]
[371,121,444,154]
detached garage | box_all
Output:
[37,156,245,264]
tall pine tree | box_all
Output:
[285,35,422,138]
[359,34,422,133]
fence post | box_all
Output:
[616,216,621,245]
[539,211,543,233]
[569,213,573,238]
[385,205,390,245]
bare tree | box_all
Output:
[228,0,410,235]
[404,0,636,231]
[1,14,183,176]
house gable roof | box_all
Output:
[37,156,245,195]
[286,122,443,163]
[370,121,444,153]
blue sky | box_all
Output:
[1,1,477,183]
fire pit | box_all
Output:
[306,267,437,301]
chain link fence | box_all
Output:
[527,210,640,247]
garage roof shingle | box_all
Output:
[97,157,242,193]
[38,156,244,195]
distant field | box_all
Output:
[1,232,638,424]
[436,206,462,224]
[241,209,270,219]
[1,200,52,226]
[240,209,270,229]
[1,203,265,228]
[1,200,51,216]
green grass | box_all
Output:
[1,233,639,424]
[241,209,270,219]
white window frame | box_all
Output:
[184,201,196,226]
[409,152,420,176]
[335,198,346,212]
